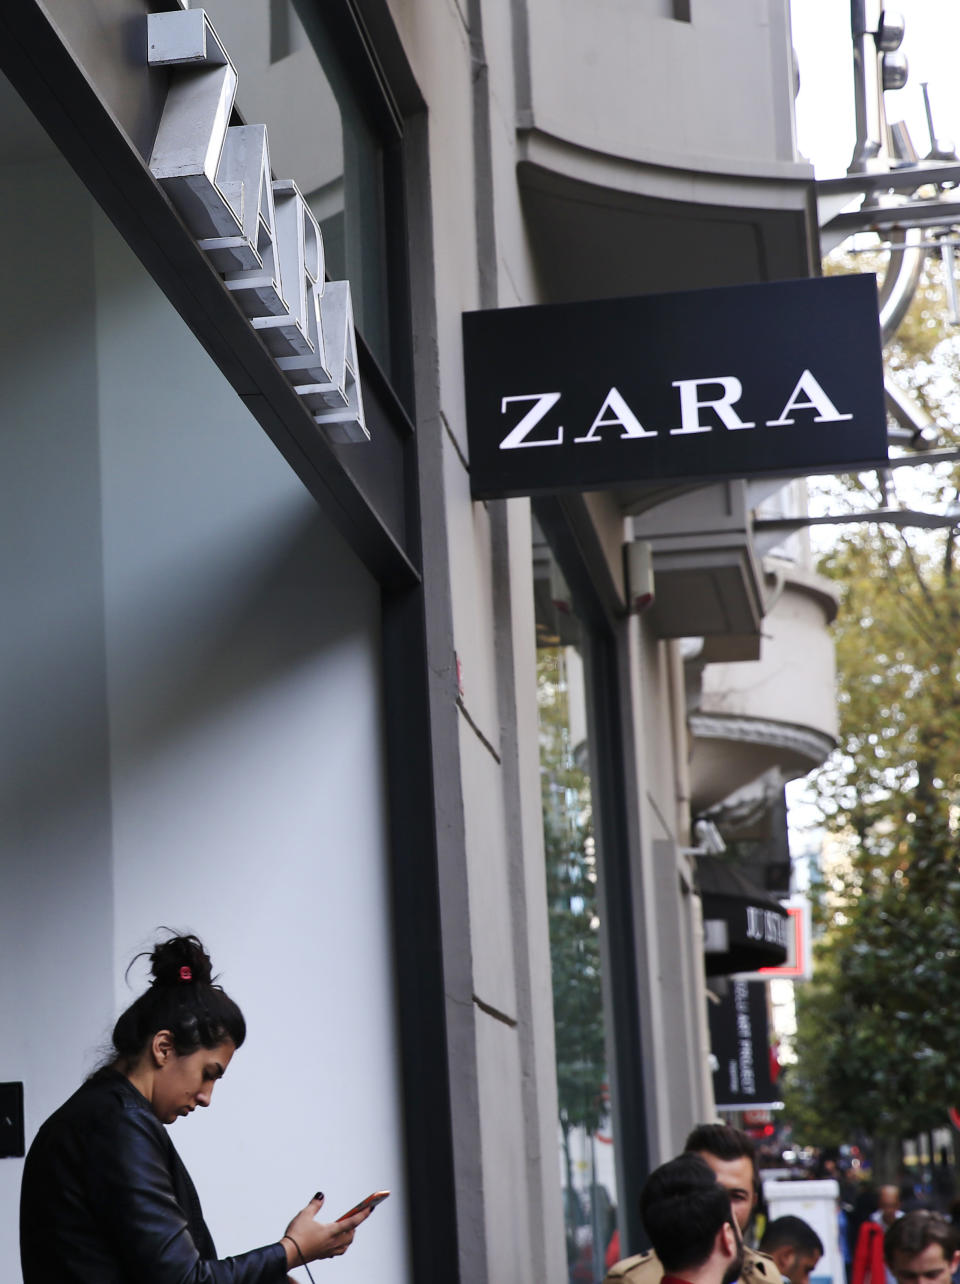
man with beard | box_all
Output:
[605,1125,778,1284]
[635,1154,745,1284]
[759,1216,824,1284]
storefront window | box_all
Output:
[535,530,620,1284]
[199,0,400,383]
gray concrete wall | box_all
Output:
[523,0,803,175]
[627,619,716,1161]
[383,0,569,1279]
[700,565,839,738]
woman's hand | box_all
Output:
[282,1194,371,1267]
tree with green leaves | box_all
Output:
[782,249,960,1178]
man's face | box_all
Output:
[878,1188,901,1226]
[695,1151,757,1232]
[889,1244,960,1284]
[783,1249,822,1284]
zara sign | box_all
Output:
[463,274,887,498]
[147,7,366,443]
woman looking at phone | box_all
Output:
[20,932,370,1282]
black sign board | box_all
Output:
[709,980,779,1110]
[463,274,887,499]
[698,857,789,976]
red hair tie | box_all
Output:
[179,965,192,982]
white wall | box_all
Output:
[0,157,116,1269]
[0,154,410,1284]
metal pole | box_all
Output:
[849,0,886,173]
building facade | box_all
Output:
[0,2,843,1282]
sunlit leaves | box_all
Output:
[784,243,960,1155]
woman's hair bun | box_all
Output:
[149,932,214,987]
[104,929,245,1067]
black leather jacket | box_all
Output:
[20,1071,288,1283]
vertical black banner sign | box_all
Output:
[709,980,778,1109]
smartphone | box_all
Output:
[336,1190,390,1222]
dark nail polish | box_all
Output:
[315,1191,324,1201]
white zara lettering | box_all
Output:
[669,376,755,435]
[219,125,287,322]
[765,369,854,427]
[573,387,657,443]
[146,9,368,444]
[295,281,367,446]
[499,393,563,449]
[262,179,334,387]
[273,181,327,361]
[745,906,764,940]
[147,9,240,241]
[494,369,858,449]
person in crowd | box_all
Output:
[605,1125,778,1284]
[932,1150,955,1214]
[850,1184,882,1270]
[874,1187,905,1229]
[638,1154,744,1284]
[868,1187,908,1284]
[684,1125,762,1242]
[20,931,372,1282]
[885,1210,960,1284]
[760,1216,824,1284]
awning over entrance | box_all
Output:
[697,857,789,975]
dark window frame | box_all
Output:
[292,0,416,407]
[533,494,652,1259]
